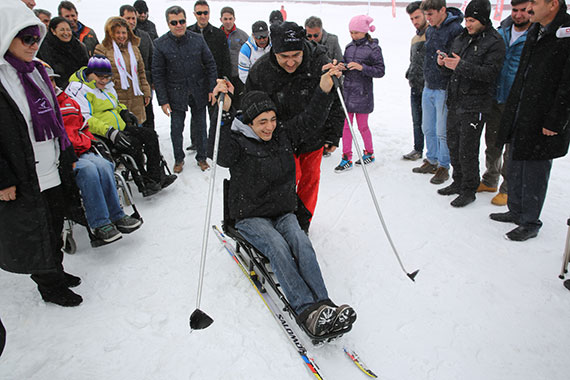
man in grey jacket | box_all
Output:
[304,16,343,62]
[220,6,248,107]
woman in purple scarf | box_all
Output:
[0,0,82,307]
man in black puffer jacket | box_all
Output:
[436,0,505,208]
[245,21,344,231]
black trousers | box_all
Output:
[30,185,66,289]
[119,127,162,183]
[142,100,155,130]
[447,110,485,195]
[506,148,552,230]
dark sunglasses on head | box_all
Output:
[20,35,41,46]
[195,11,209,16]
[306,33,320,39]
[169,19,186,26]
[255,34,268,39]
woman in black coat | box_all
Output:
[1,7,82,307]
[37,17,89,88]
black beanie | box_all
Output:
[269,10,283,26]
[133,0,149,13]
[270,21,305,54]
[465,0,491,25]
[241,91,277,124]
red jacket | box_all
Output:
[57,91,94,156]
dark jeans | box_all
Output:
[481,102,508,193]
[411,87,424,152]
[142,99,155,130]
[171,97,207,163]
[120,126,162,182]
[447,110,485,195]
[30,185,66,290]
[506,148,552,230]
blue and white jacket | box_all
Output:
[238,35,271,84]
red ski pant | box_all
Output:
[295,147,324,219]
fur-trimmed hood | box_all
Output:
[100,16,140,48]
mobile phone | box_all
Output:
[438,52,448,58]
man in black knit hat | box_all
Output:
[435,0,505,208]
[245,21,344,232]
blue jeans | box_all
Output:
[170,99,207,163]
[74,152,125,229]
[410,87,424,152]
[236,213,329,315]
[421,87,450,168]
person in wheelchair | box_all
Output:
[215,72,357,337]
[65,55,176,197]
[47,65,142,243]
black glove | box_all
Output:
[106,128,132,151]
[119,109,139,129]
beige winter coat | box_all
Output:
[94,17,150,123]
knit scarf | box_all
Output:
[112,40,143,96]
[4,52,70,150]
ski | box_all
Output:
[212,225,326,380]
[213,225,380,379]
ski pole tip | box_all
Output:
[407,270,420,282]
[189,308,214,331]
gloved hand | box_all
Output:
[119,109,139,129]
[106,127,132,151]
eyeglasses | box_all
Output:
[195,11,209,16]
[169,19,186,26]
[20,35,41,46]
[95,74,112,80]
[254,34,268,39]
[306,33,320,39]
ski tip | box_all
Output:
[407,269,420,282]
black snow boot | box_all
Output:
[437,182,460,196]
[39,286,83,307]
[450,193,476,208]
[505,226,539,241]
[489,211,517,224]
[64,272,81,288]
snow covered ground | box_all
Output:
[1,1,569,379]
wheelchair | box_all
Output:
[62,141,143,254]
[220,179,352,344]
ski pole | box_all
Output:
[332,76,419,282]
[190,91,227,330]
[558,218,570,279]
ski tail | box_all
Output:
[344,347,378,378]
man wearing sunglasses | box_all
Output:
[133,0,158,41]
[188,1,232,162]
[152,5,217,173]
[238,20,271,84]
[304,16,343,62]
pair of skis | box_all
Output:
[212,225,378,379]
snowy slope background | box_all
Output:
[1,1,569,379]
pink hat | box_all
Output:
[349,15,375,33]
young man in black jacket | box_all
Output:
[215,67,356,337]
[436,0,505,207]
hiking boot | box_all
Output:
[437,182,460,196]
[403,149,422,161]
[430,167,449,184]
[491,192,508,206]
[450,193,476,208]
[173,161,184,174]
[197,160,210,171]
[304,304,337,336]
[64,272,81,288]
[92,223,122,243]
[334,155,353,173]
[355,150,375,165]
[477,182,497,193]
[161,174,177,189]
[412,159,438,174]
[489,211,517,224]
[114,215,142,234]
[505,226,539,241]
[186,144,197,151]
[39,285,83,307]
[331,305,357,332]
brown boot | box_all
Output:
[412,159,438,174]
[477,182,497,192]
[173,161,184,174]
[430,167,449,184]
[491,192,508,206]
[197,160,210,171]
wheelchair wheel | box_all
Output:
[62,232,77,255]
